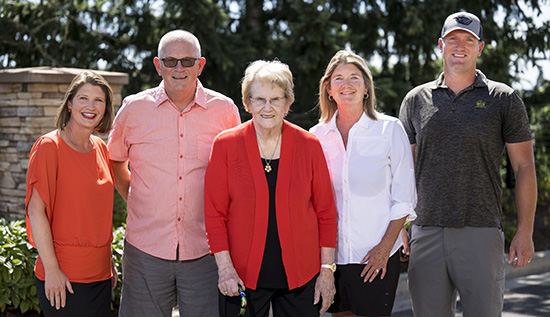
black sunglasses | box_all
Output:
[160,57,199,68]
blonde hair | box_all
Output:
[241,60,295,112]
[55,71,114,133]
[318,50,377,122]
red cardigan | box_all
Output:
[204,120,337,290]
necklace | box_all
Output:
[258,131,282,173]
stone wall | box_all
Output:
[0,67,128,219]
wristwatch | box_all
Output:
[321,263,337,273]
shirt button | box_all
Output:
[179,176,182,180]
[179,197,182,201]
[177,217,181,221]
[180,134,183,138]
[180,155,183,159]
[180,114,183,117]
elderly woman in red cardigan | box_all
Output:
[204,59,338,316]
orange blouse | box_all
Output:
[25,132,114,283]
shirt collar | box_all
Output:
[153,80,208,110]
[324,110,375,135]
[325,110,339,135]
[433,69,488,90]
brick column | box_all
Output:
[0,67,128,219]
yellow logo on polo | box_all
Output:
[475,100,486,109]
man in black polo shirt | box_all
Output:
[399,11,537,316]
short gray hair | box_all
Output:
[158,30,201,58]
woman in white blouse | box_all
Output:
[310,50,417,317]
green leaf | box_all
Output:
[13,267,22,282]
[2,269,11,282]
[20,299,30,313]
[0,294,11,305]
[11,295,20,308]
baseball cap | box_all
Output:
[441,12,483,41]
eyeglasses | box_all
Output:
[238,286,247,317]
[160,57,199,68]
[249,96,286,107]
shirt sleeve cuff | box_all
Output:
[390,202,417,222]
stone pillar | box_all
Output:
[0,67,128,219]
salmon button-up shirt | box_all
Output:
[108,80,241,260]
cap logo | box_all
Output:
[455,16,473,25]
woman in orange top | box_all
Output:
[25,71,116,316]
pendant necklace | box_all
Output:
[258,131,282,173]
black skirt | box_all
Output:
[35,276,111,317]
[328,252,401,316]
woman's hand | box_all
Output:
[361,217,408,282]
[214,251,245,296]
[360,243,391,283]
[315,247,336,314]
[44,267,74,310]
[110,256,118,290]
[218,265,244,297]
[314,269,335,314]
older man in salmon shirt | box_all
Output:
[107,30,241,317]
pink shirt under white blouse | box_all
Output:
[107,80,241,261]
[310,111,417,264]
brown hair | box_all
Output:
[55,70,114,133]
[318,50,377,122]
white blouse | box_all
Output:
[310,111,417,264]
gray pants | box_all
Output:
[408,225,505,317]
[118,240,219,317]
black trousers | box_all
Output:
[219,275,320,317]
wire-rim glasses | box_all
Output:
[249,96,286,107]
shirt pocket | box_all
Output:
[354,136,390,158]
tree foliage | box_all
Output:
[2,0,549,123]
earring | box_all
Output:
[364,92,369,99]
[328,95,334,101]
[68,108,71,113]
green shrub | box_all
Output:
[0,218,126,315]
[111,224,125,313]
[0,218,40,315]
